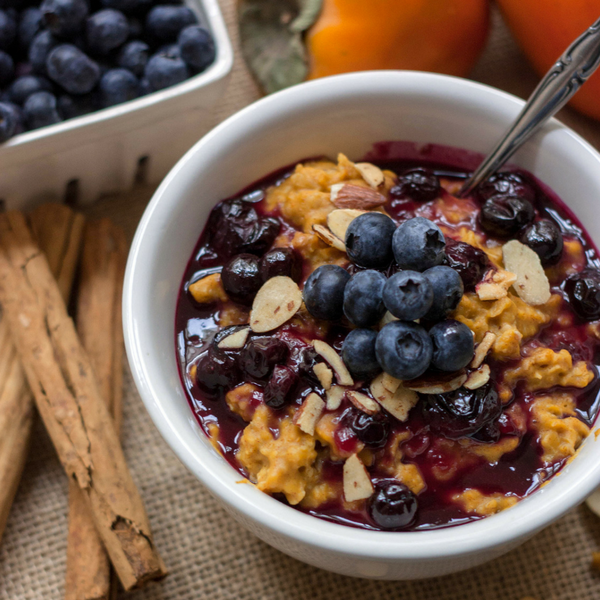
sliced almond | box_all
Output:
[407,372,467,394]
[343,454,374,502]
[346,390,380,415]
[326,209,365,241]
[217,326,250,349]
[370,373,418,422]
[313,362,333,390]
[464,364,491,390]
[250,276,302,333]
[294,392,325,435]
[476,269,517,302]
[471,331,496,369]
[313,340,354,386]
[312,223,346,252]
[586,487,600,518]
[326,385,346,410]
[355,162,385,189]
[382,372,402,394]
[331,184,387,210]
[502,239,551,306]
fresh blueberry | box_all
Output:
[240,337,288,379]
[343,270,387,327]
[18,7,43,49]
[40,0,88,38]
[99,67,138,106]
[480,194,535,237]
[349,410,389,448]
[369,480,418,530]
[7,75,52,105]
[382,270,433,321]
[259,247,302,282]
[144,48,189,90]
[178,25,214,71]
[342,328,381,381]
[345,212,395,269]
[117,39,149,77]
[303,264,350,321]
[145,5,196,42]
[138,76,151,95]
[195,347,240,393]
[0,100,19,141]
[100,0,152,15]
[390,167,440,202]
[0,9,16,50]
[23,90,60,129]
[443,238,489,292]
[422,265,464,322]
[519,219,563,266]
[221,253,262,305]
[86,9,128,55]
[57,91,96,118]
[127,16,143,38]
[29,30,57,73]
[46,44,100,94]
[156,42,180,58]
[0,49,13,85]
[264,364,297,409]
[376,321,432,380]
[392,217,445,271]
[429,319,473,372]
[565,268,600,321]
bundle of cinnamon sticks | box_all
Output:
[0,204,167,599]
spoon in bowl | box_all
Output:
[459,16,600,198]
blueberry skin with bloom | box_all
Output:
[7,75,52,105]
[117,40,149,77]
[343,269,387,327]
[144,49,189,90]
[0,100,20,142]
[393,217,446,271]
[29,30,57,73]
[342,328,381,381]
[345,212,396,269]
[46,44,100,94]
[100,0,153,15]
[429,319,474,372]
[303,264,350,321]
[146,5,197,42]
[383,270,434,321]
[86,9,129,55]
[57,92,96,118]
[18,7,43,49]
[376,320,432,381]
[40,0,88,38]
[0,49,14,85]
[422,265,464,322]
[178,25,215,71]
[99,68,138,107]
[0,9,17,50]
[23,91,61,129]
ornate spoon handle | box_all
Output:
[459,16,600,197]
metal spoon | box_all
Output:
[459,16,600,198]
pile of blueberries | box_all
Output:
[0,0,215,141]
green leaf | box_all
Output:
[238,0,323,95]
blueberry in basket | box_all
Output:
[0,0,216,141]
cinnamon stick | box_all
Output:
[0,204,84,544]
[0,211,167,590]
[65,219,127,600]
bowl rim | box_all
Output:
[124,70,600,560]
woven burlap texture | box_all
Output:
[3,2,600,599]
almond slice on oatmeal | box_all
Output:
[476,269,517,302]
[502,239,551,306]
[370,373,418,422]
[312,223,346,252]
[250,276,303,333]
[464,364,491,390]
[382,372,402,394]
[326,385,346,410]
[330,184,387,210]
[346,390,380,415]
[343,454,374,502]
[217,326,250,349]
[471,331,496,369]
[326,209,365,241]
[407,371,468,394]
[294,392,325,435]
[313,340,354,386]
[313,362,333,390]
[355,162,385,189]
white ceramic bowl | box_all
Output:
[124,71,600,580]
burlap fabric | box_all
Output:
[3,3,600,599]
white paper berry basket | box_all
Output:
[0,0,233,209]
